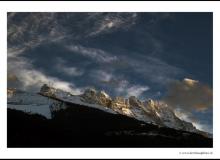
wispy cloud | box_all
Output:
[92,70,113,82]
[114,80,150,98]
[117,55,184,85]
[65,44,118,63]
[126,85,150,98]
[55,58,84,77]
[90,70,150,98]
[88,13,138,37]
[8,12,138,53]
[7,53,84,95]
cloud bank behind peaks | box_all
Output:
[163,78,213,111]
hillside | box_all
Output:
[8,104,212,147]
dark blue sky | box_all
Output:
[8,12,213,132]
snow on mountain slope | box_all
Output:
[7,88,54,118]
[8,89,50,105]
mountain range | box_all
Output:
[8,84,212,138]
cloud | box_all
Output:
[118,55,184,85]
[19,69,70,91]
[8,13,58,53]
[8,13,138,53]
[58,66,83,77]
[8,13,183,90]
[163,78,213,111]
[12,67,84,95]
[7,52,84,95]
[106,77,149,98]
[126,85,150,98]
[114,79,129,93]
[88,13,138,37]
[90,70,127,88]
[65,44,118,63]
[92,70,129,88]
[92,70,113,82]
[55,58,84,77]
[90,70,150,98]
[115,80,150,98]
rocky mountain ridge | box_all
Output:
[39,84,199,134]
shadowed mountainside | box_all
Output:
[8,100,213,148]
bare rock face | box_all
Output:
[81,88,112,107]
[81,88,98,104]
[40,84,56,96]
[128,96,142,108]
[111,97,127,109]
[145,99,155,107]
[96,91,112,107]
[110,97,134,117]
